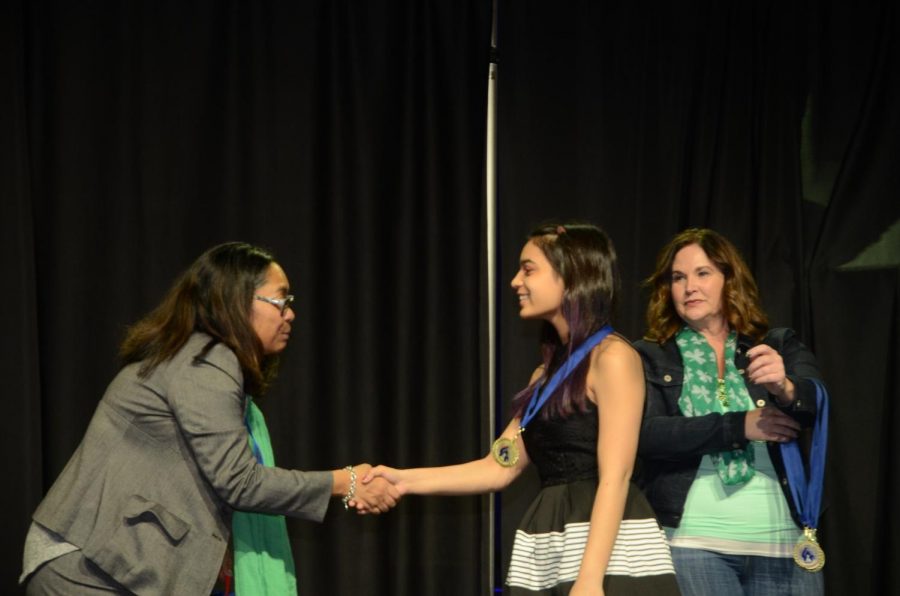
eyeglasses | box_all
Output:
[254,294,295,316]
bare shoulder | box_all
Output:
[587,335,644,405]
[590,333,642,372]
[585,334,644,405]
[528,364,546,385]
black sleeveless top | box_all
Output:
[521,403,599,488]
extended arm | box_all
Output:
[169,353,331,519]
[169,345,397,519]
[361,367,546,496]
[361,416,530,496]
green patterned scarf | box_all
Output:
[676,327,756,485]
[233,398,298,595]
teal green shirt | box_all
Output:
[669,442,799,547]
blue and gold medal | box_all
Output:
[491,434,521,467]
[781,379,829,572]
[793,527,825,572]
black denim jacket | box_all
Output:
[634,328,824,529]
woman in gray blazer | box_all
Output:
[21,242,399,595]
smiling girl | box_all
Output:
[364,223,678,595]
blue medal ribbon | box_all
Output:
[780,379,829,531]
[520,324,614,429]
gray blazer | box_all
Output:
[32,332,332,595]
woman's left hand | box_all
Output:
[745,344,793,401]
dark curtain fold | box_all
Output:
[805,2,900,595]
[1,0,45,589]
[3,1,492,594]
[496,1,899,594]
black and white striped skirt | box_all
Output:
[506,479,678,595]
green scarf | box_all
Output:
[676,327,756,485]
[232,398,298,595]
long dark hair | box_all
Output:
[511,222,619,419]
[643,228,769,344]
[120,242,279,396]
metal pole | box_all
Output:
[485,0,498,591]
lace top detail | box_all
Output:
[521,402,598,487]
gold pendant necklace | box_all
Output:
[716,377,729,407]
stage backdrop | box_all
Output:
[495,2,900,595]
[3,1,898,595]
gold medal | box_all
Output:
[793,527,825,572]
[491,436,520,467]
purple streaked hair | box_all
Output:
[511,222,619,419]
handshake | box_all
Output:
[341,464,404,515]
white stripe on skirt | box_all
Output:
[507,519,675,591]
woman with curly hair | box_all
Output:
[635,228,827,596]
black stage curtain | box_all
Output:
[5,1,899,595]
[1,1,492,594]
[496,1,899,595]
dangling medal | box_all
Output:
[491,325,614,469]
[780,379,829,572]
[491,435,520,467]
[793,527,825,572]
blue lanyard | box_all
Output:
[520,324,614,429]
[245,397,265,464]
[780,379,829,529]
